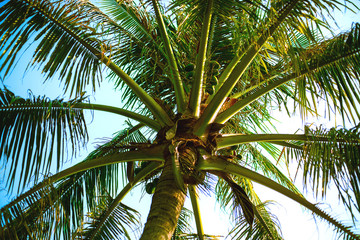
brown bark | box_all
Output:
[139,158,186,240]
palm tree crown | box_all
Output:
[0,0,360,239]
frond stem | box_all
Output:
[105,60,174,126]
[216,133,360,149]
[188,0,214,116]
[151,0,186,113]
[0,102,161,130]
[0,145,166,211]
[74,103,161,130]
[188,185,204,240]
[269,141,303,150]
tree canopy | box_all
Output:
[0,0,360,239]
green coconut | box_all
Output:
[184,63,195,72]
[145,182,156,194]
[153,177,160,186]
[186,71,194,79]
[206,85,215,95]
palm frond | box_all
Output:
[169,0,264,30]
[215,176,283,239]
[100,0,165,57]
[74,161,162,240]
[0,168,121,240]
[1,144,166,226]
[172,207,194,239]
[0,122,157,239]
[0,0,174,126]
[1,174,105,240]
[101,0,176,112]
[188,185,204,239]
[151,0,186,112]
[292,22,360,123]
[225,103,277,134]
[0,0,113,96]
[72,103,161,130]
[0,183,59,239]
[188,0,214,116]
[194,0,306,135]
[243,143,301,195]
[216,121,301,195]
[228,201,283,240]
[0,87,88,192]
[1,0,360,239]
[87,121,148,160]
[217,23,360,124]
[200,157,360,239]
[288,125,360,218]
[227,178,255,226]
[74,195,141,240]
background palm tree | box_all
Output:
[0,0,360,239]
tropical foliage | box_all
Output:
[0,0,360,239]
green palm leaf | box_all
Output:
[100,0,177,112]
[293,23,360,122]
[1,0,360,239]
[172,207,194,239]
[0,0,173,126]
[216,23,360,124]
[216,125,360,219]
[0,0,111,96]
[290,126,360,218]
[1,175,104,240]
[215,176,283,239]
[0,87,88,191]
[74,196,141,240]
[242,143,301,195]
[73,161,162,240]
[195,0,311,135]
[0,183,57,239]
[199,156,359,239]
[229,201,283,240]
[0,123,156,239]
[169,0,264,29]
[100,0,165,57]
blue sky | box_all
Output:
[1,1,360,239]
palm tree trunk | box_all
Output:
[140,158,186,240]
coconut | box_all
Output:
[184,63,195,72]
[145,182,156,194]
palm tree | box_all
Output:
[0,0,360,239]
